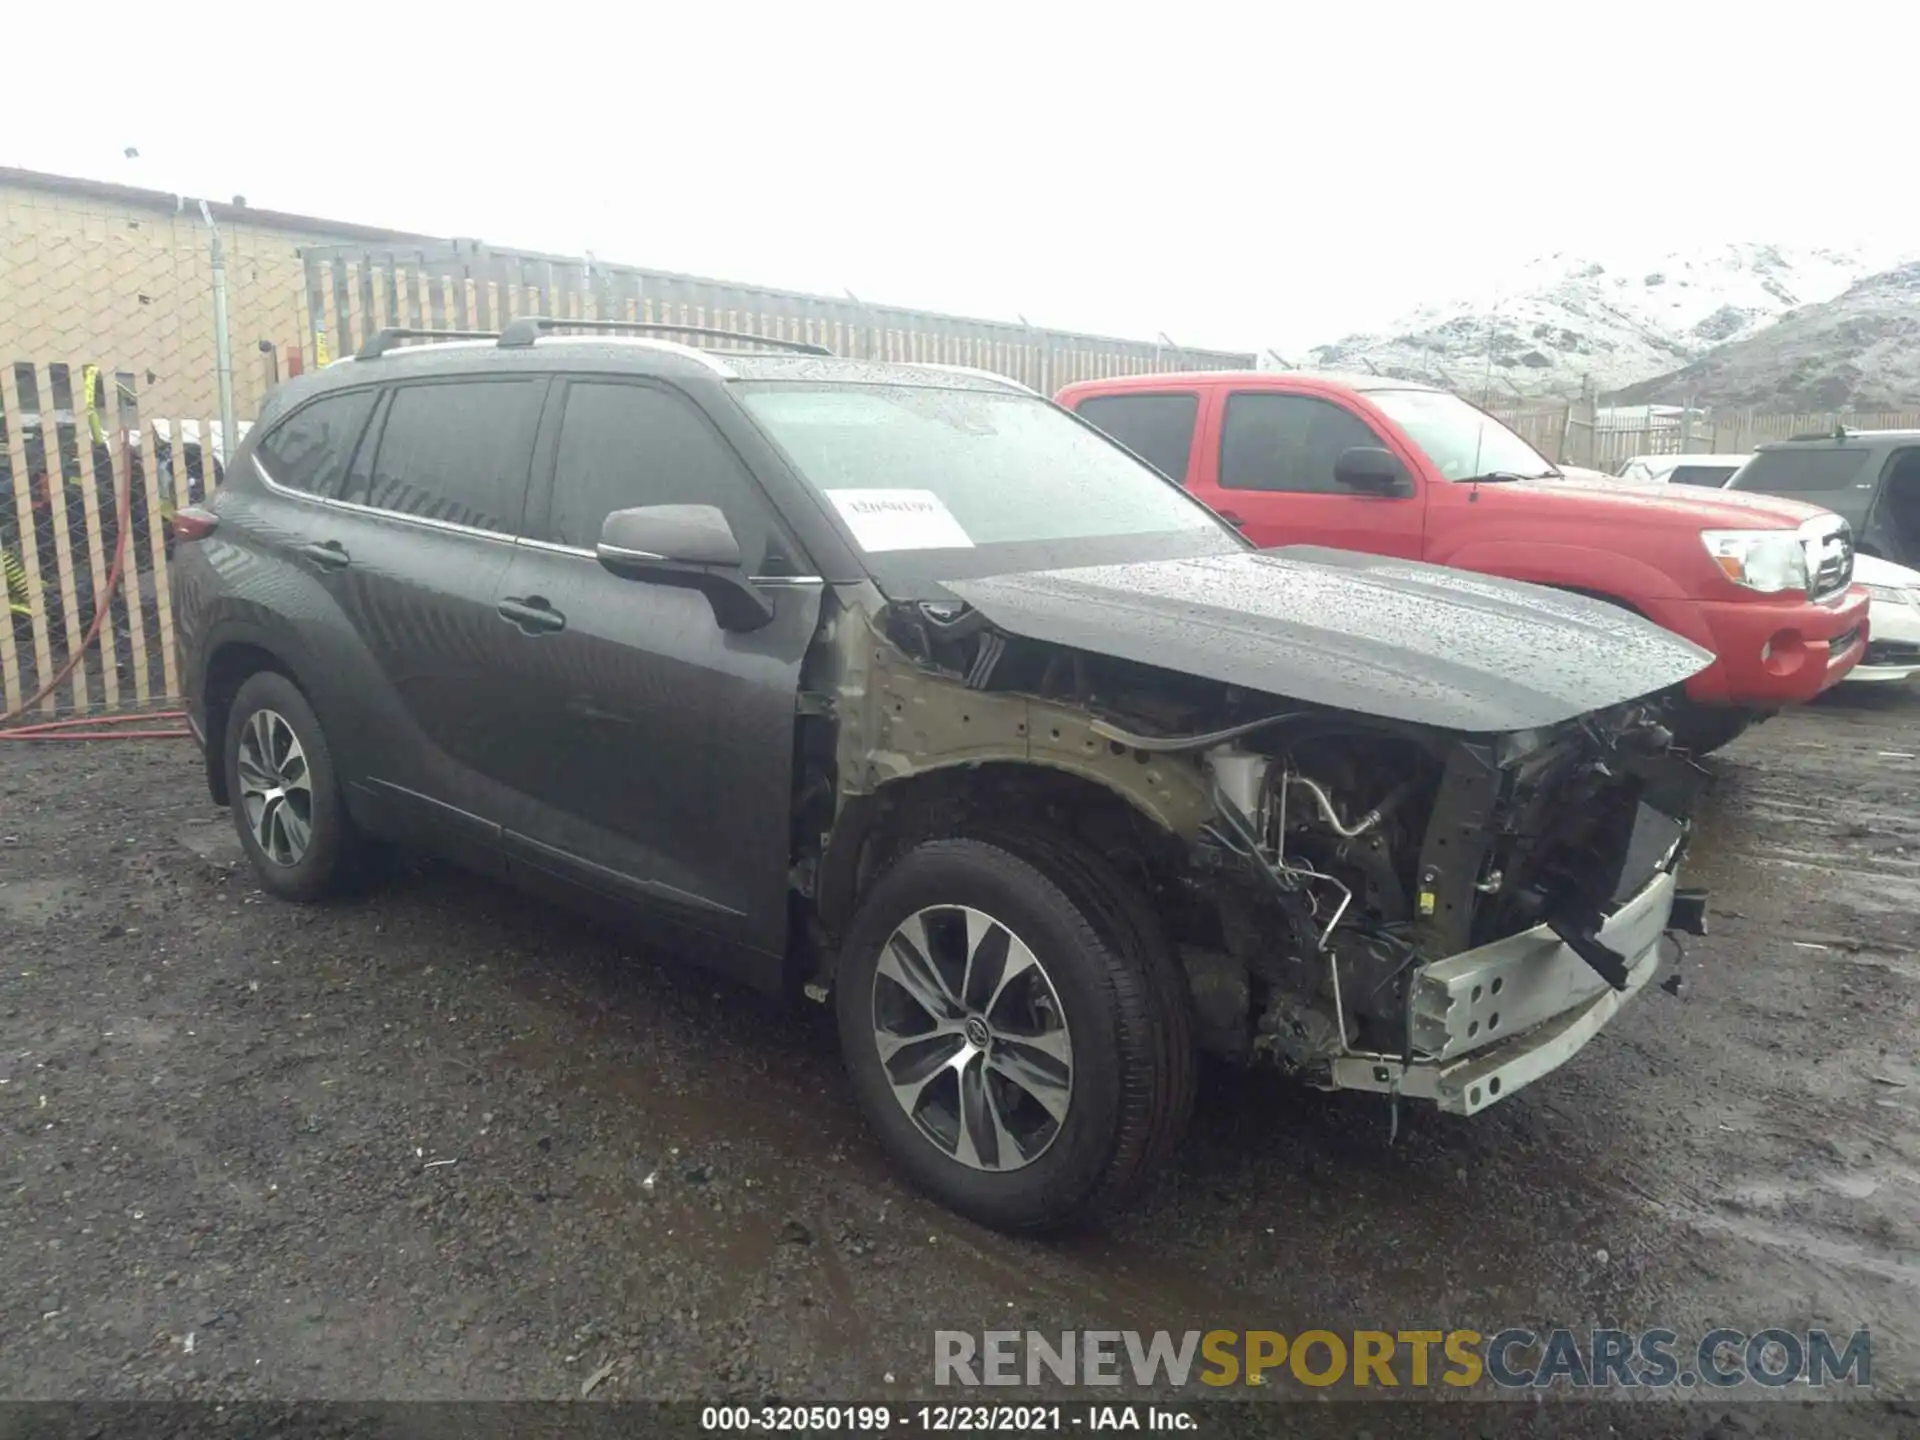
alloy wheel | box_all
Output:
[870,905,1075,1172]
[236,707,313,866]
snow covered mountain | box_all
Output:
[1299,244,1888,398]
[1610,261,1920,412]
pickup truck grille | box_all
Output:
[1866,640,1920,666]
[1804,517,1854,601]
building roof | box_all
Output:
[0,165,438,245]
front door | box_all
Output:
[1191,389,1427,557]
[487,377,821,957]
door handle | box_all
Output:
[1216,510,1248,531]
[296,540,351,570]
[497,595,566,634]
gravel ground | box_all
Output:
[1,686,1917,1434]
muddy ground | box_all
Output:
[1,687,1916,1434]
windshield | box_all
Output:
[1366,389,1556,480]
[737,383,1236,589]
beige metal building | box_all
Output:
[0,166,427,426]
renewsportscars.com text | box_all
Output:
[933,1327,1872,1390]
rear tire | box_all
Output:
[835,832,1194,1232]
[1668,701,1764,757]
[223,671,360,902]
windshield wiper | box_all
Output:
[1461,466,1562,484]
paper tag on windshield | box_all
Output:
[826,489,974,551]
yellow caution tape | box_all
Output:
[82,364,105,446]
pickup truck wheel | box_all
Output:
[223,671,361,902]
[1667,702,1762,757]
[835,834,1194,1232]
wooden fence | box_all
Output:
[9,347,1917,725]
[1,360,222,719]
[300,240,1251,392]
[1490,401,1920,471]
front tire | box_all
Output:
[223,670,359,902]
[835,833,1194,1232]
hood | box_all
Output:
[1510,473,1835,529]
[945,548,1713,734]
[1553,465,1618,484]
[1855,553,1920,588]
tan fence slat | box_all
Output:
[141,421,180,700]
[103,426,151,706]
[3,366,57,713]
[1,376,29,714]
[0,509,19,715]
[26,365,91,712]
[68,368,118,712]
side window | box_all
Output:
[1073,393,1200,483]
[352,379,542,533]
[547,381,797,575]
[1668,465,1730,487]
[255,389,376,496]
[1220,392,1389,494]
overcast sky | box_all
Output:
[7,2,1912,356]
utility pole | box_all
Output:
[198,200,237,468]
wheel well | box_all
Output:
[1553,585,1645,619]
[812,763,1185,967]
[201,642,291,805]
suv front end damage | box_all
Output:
[1178,711,1707,1116]
[807,562,1711,1124]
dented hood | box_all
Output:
[944,547,1714,733]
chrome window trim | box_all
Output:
[252,453,521,547]
[256,431,823,584]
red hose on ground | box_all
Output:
[1,431,190,741]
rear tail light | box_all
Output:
[171,506,219,542]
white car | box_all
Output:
[1614,453,1753,488]
[1852,554,1920,684]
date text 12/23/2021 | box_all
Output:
[700,1405,1195,1432]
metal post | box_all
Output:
[199,200,238,467]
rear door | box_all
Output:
[1070,391,1203,485]
[1190,388,1426,556]
[315,374,548,864]
[487,377,822,957]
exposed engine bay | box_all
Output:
[850,596,1711,1095]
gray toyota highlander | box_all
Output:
[171,318,1713,1231]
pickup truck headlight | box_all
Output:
[1701,529,1810,594]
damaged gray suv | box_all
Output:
[171,319,1713,1231]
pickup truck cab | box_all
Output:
[1059,371,1868,753]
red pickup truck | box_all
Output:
[1058,371,1868,752]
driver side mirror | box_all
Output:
[1333,446,1414,497]
[597,503,775,632]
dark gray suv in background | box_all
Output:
[172,319,1713,1230]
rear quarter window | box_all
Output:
[1730,449,1869,494]
[256,389,376,496]
[1072,392,1200,483]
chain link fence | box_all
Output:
[2,173,1259,727]
[0,178,305,724]
[0,359,231,723]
